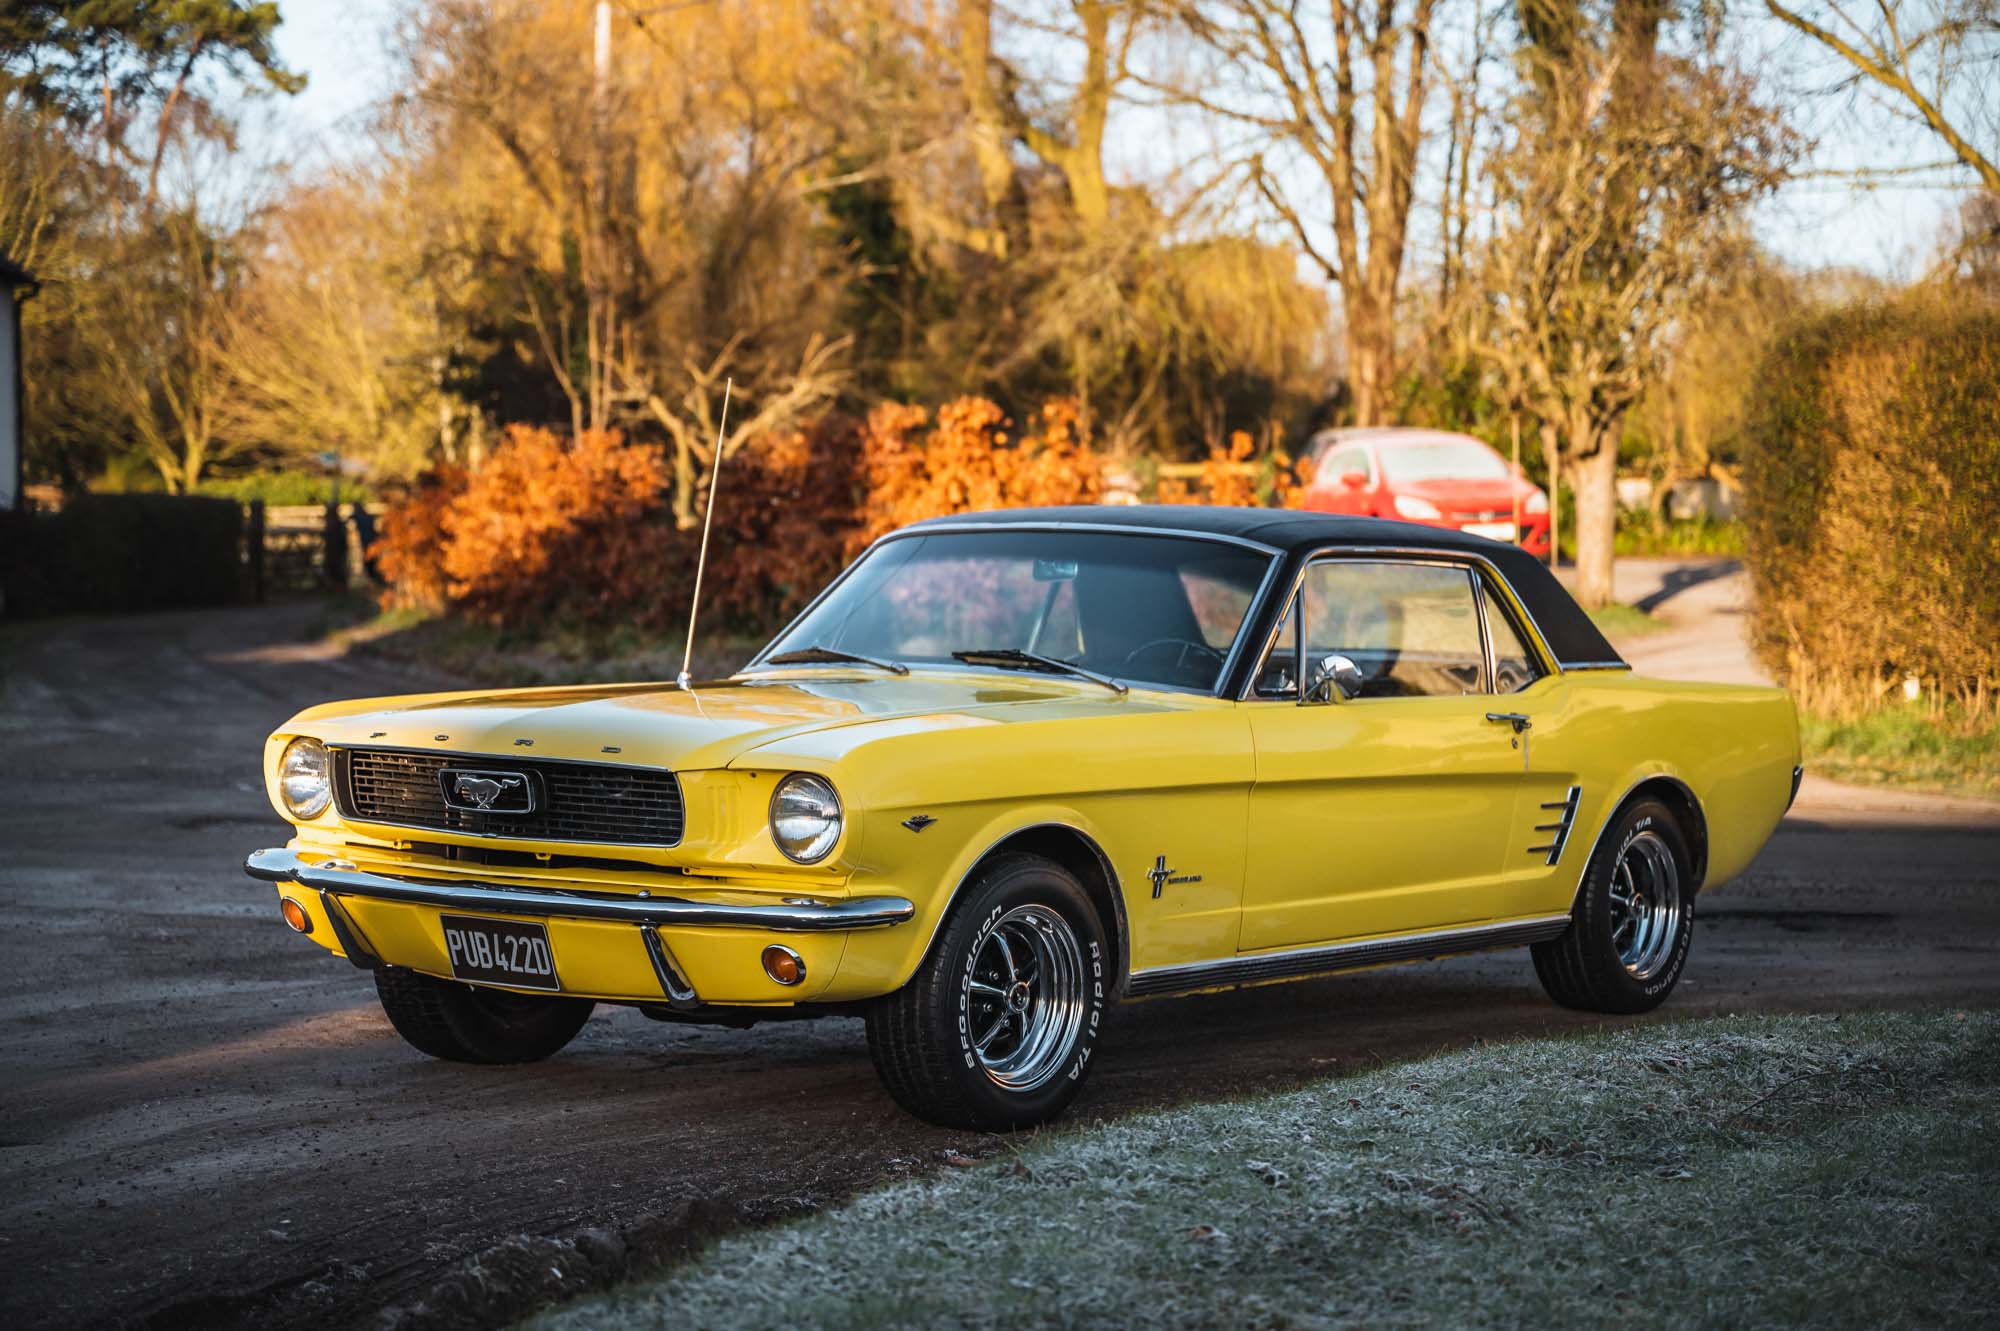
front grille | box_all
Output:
[335,748,685,847]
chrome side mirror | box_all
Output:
[1304,653,1364,704]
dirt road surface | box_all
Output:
[4,569,1996,1330]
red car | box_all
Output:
[1299,427,1551,557]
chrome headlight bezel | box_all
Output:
[279,737,333,820]
[769,772,843,864]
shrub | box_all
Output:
[1156,430,1314,507]
[437,428,667,626]
[198,471,375,506]
[849,397,1103,554]
[1740,295,2000,715]
[374,396,1142,638]
[371,463,467,614]
[1,494,243,616]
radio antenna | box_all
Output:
[677,376,733,691]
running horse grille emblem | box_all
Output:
[1146,854,1203,899]
[438,769,537,815]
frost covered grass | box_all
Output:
[530,1012,1999,1331]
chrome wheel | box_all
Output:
[1608,830,1683,980]
[965,905,1088,1092]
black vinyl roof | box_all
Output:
[905,504,1625,671]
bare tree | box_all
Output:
[1150,0,1446,425]
[1765,0,2000,193]
[1479,2,1795,606]
[82,202,247,492]
[222,175,439,478]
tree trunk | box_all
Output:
[1539,420,1562,567]
[1570,424,1620,609]
[1345,293,1392,426]
[672,435,697,530]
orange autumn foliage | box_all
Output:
[850,397,1104,553]
[1156,431,1315,508]
[374,396,1305,638]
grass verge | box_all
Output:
[1614,515,1745,557]
[1802,704,2000,800]
[328,608,765,689]
[1585,601,1669,638]
[530,1011,1999,1331]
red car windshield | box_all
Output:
[1380,440,1510,482]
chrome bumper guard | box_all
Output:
[245,847,916,1008]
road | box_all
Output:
[3,569,1996,1330]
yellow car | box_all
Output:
[247,506,1800,1129]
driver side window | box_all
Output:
[1254,559,1489,698]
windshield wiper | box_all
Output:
[765,645,909,675]
[951,648,1128,695]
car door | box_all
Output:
[1311,444,1374,516]
[1473,571,1593,921]
[1240,556,1527,951]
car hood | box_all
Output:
[289,672,1155,772]
[1395,474,1541,511]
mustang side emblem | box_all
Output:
[902,814,937,833]
[1146,854,1203,899]
[438,769,536,814]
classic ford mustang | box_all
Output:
[248,506,1800,1128]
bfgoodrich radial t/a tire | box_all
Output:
[373,966,595,1064]
[866,853,1109,1130]
[1533,797,1694,1014]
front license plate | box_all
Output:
[1464,521,1518,540]
[440,914,561,991]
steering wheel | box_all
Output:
[1120,637,1226,680]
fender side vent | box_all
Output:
[1528,785,1583,866]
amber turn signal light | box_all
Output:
[279,897,313,934]
[761,944,805,986]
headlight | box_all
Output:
[1393,494,1442,520]
[770,773,842,864]
[279,737,333,820]
[1524,489,1549,514]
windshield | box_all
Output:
[1380,439,1510,482]
[758,529,1274,693]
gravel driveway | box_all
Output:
[3,576,1995,1330]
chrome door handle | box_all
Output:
[1485,711,1532,734]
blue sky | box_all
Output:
[265,0,1975,281]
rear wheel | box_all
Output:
[1532,798,1694,1014]
[373,966,595,1064]
[866,854,1108,1130]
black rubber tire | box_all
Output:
[1533,797,1694,1014]
[373,966,595,1064]
[866,853,1109,1131]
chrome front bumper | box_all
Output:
[245,847,916,930]
[245,847,916,1008]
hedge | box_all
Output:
[1739,296,2000,713]
[1,493,245,617]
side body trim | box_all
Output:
[1125,914,1571,998]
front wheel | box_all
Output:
[374,966,595,1064]
[1532,797,1694,1013]
[866,854,1109,1130]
